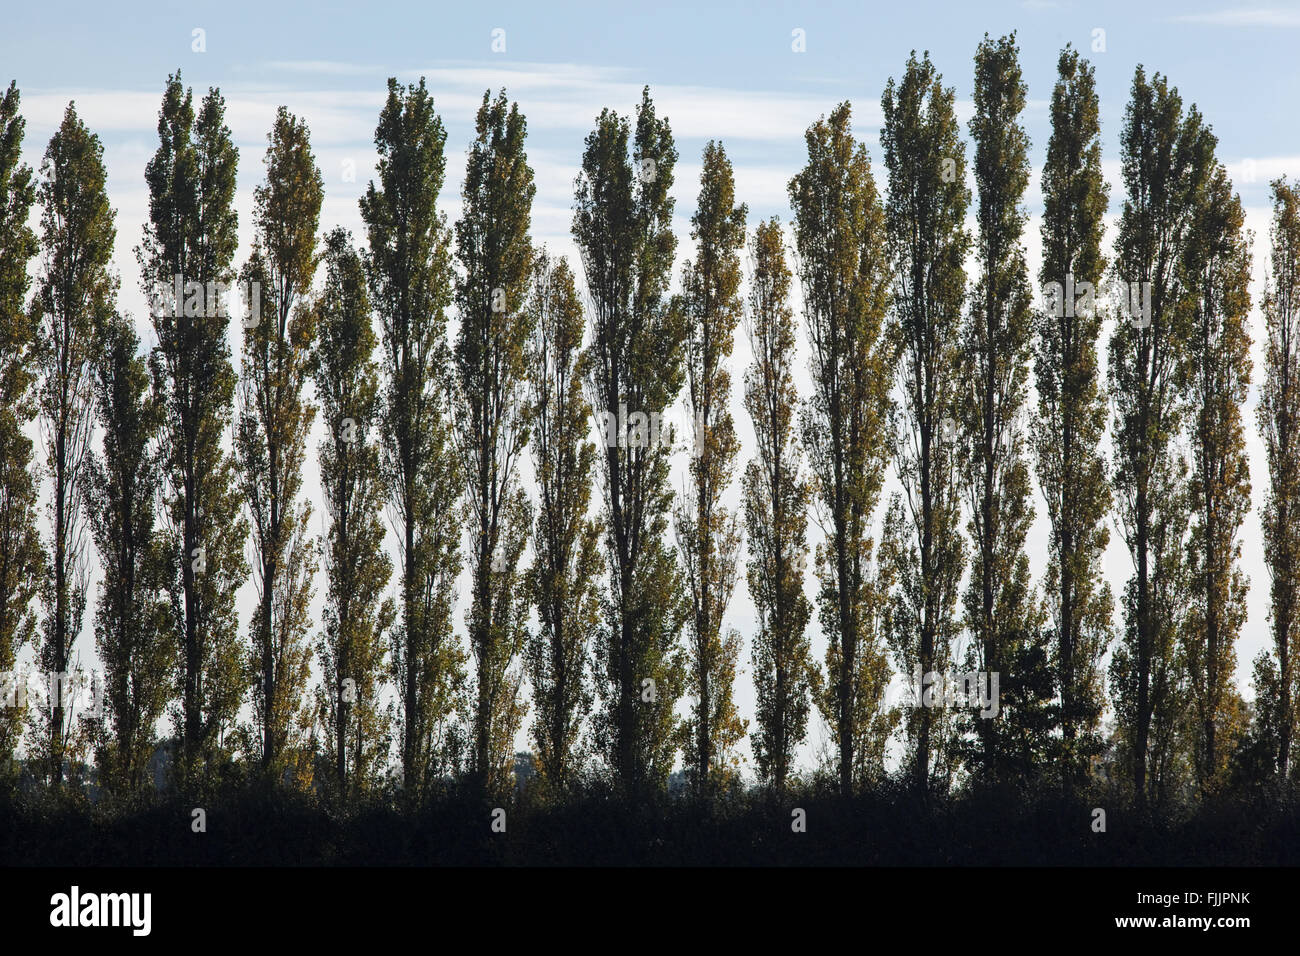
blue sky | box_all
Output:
[4,0,1299,775]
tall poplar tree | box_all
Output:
[1034,46,1114,789]
[312,228,395,797]
[790,102,893,795]
[1259,177,1300,779]
[0,81,41,784]
[453,90,536,797]
[879,54,970,795]
[139,74,247,788]
[744,217,815,793]
[525,251,601,796]
[1108,67,1215,806]
[32,103,116,785]
[961,33,1049,782]
[572,87,688,796]
[362,78,466,795]
[676,141,748,794]
[1182,162,1252,793]
[237,106,322,784]
[86,315,170,794]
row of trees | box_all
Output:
[1,34,1297,808]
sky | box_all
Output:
[3,0,1299,778]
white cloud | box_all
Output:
[261,60,387,76]
[250,60,861,141]
[1172,7,1300,26]
[19,63,862,152]
[1225,155,1300,185]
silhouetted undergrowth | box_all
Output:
[3,778,1296,866]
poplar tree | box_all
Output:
[525,251,601,795]
[744,217,815,793]
[453,90,536,797]
[676,141,748,794]
[139,74,247,788]
[0,81,41,784]
[1182,162,1252,793]
[362,78,466,795]
[237,106,322,785]
[1035,46,1114,789]
[1108,67,1215,806]
[790,102,893,795]
[1259,177,1300,779]
[86,315,170,794]
[311,228,395,797]
[572,87,688,795]
[879,54,970,795]
[32,103,116,785]
[961,33,1049,782]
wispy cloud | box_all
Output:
[1172,7,1300,26]
[261,60,387,76]
[19,89,390,148]
[1225,155,1300,184]
[22,62,862,146]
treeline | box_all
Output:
[1,33,1298,815]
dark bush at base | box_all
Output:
[3,779,1297,866]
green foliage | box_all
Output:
[311,228,396,799]
[880,54,970,795]
[676,141,748,794]
[790,102,893,795]
[573,87,688,796]
[85,315,170,795]
[453,90,537,797]
[238,106,323,787]
[31,102,118,786]
[1034,45,1114,790]
[1231,653,1286,788]
[744,217,815,793]
[525,252,601,797]
[361,77,466,797]
[1258,177,1300,780]
[3,54,1294,824]
[1182,163,1252,794]
[0,80,41,787]
[959,33,1050,783]
[139,74,247,792]
[1108,66,1217,806]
